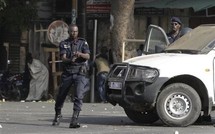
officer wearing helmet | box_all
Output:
[52,24,90,128]
[167,17,183,43]
[167,17,193,44]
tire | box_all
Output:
[0,86,7,100]
[124,109,159,124]
[0,87,3,100]
[11,85,21,101]
[156,83,201,127]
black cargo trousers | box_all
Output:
[54,69,89,113]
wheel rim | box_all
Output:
[164,93,191,119]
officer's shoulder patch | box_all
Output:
[78,38,88,46]
[85,41,88,46]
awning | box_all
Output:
[135,0,215,12]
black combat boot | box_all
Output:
[69,110,80,128]
[52,111,62,126]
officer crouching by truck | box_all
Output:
[52,24,91,128]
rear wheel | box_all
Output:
[124,109,159,124]
[0,87,3,100]
[11,85,21,101]
[156,83,201,127]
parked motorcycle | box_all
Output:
[0,58,30,101]
[0,69,23,101]
[11,73,28,99]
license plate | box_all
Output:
[109,82,122,89]
[16,82,22,86]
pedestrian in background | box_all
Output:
[94,46,110,103]
[136,44,144,56]
[52,24,90,128]
[167,17,183,44]
[25,53,49,102]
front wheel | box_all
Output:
[156,83,201,127]
[124,109,159,124]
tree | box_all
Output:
[110,0,135,63]
[0,0,6,11]
[0,0,37,31]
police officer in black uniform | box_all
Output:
[167,17,183,44]
[52,24,90,128]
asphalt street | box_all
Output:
[1,101,215,134]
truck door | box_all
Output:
[144,24,170,54]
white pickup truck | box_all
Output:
[105,24,215,127]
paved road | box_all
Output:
[1,101,215,134]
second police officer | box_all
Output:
[52,24,90,128]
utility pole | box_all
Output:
[71,0,77,24]
[79,0,86,38]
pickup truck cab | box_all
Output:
[105,24,215,127]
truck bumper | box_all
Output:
[106,77,169,111]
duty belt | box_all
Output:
[64,63,88,75]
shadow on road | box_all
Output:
[1,114,215,128]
